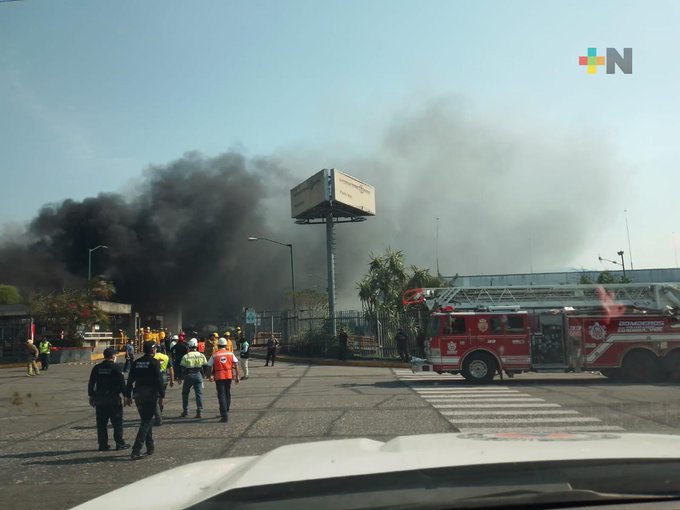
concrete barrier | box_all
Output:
[49,348,92,364]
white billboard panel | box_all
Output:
[332,170,376,216]
[290,169,329,218]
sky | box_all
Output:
[1,0,679,302]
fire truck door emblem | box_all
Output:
[588,322,607,341]
[478,319,489,332]
[447,341,457,354]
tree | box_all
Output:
[0,285,22,305]
[88,277,116,301]
[357,248,445,339]
[357,248,408,316]
[597,270,616,284]
[292,288,328,317]
[29,289,110,346]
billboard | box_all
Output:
[332,170,376,216]
[290,169,330,218]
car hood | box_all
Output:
[73,432,680,509]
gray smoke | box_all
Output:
[0,97,623,315]
[271,98,623,304]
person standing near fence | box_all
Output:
[123,338,135,373]
[338,328,348,361]
[265,336,278,366]
[239,336,250,379]
[395,328,409,362]
[38,337,52,371]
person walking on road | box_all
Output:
[124,341,165,460]
[265,336,278,366]
[239,336,250,379]
[123,338,135,373]
[203,332,217,376]
[171,332,188,382]
[25,339,40,377]
[153,344,174,426]
[180,338,207,418]
[395,328,409,362]
[338,328,348,361]
[208,337,239,422]
[38,337,52,371]
[88,347,129,452]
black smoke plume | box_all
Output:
[0,152,302,319]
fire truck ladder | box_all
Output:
[415,283,680,312]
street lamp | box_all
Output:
[248,237,296,312]
[616,250,626,278]
[88,245,108,281]
[598,251,626,279]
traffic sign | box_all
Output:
[245,308,257,324]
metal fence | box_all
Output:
[251,309,428,360]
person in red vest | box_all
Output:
[207,337,239,422]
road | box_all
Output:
[1,361,679,509]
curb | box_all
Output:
[249,353,411,369]
[1,355,410,370]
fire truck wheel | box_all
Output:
[462,352,497,384]
[661,350,680,382]
[621,350,662,383]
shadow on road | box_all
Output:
[337,381,407,389]
[0,449,93,459]
[343,378,676,388]
[23,455,131,466]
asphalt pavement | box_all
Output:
[1,359,679,509]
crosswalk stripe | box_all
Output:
[419,393,533,399]
[432,403,561,408]
[446,416,602,424]
[413,388,513,392]
[456,425,625,432]
[441,409,580,416]
[425,398,546,403]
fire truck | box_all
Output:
[403,283,680,384]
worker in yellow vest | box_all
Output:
[153,344,174,426]
[180,339,207,419]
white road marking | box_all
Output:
[394,368,624,432]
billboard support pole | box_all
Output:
[326,210,337,345]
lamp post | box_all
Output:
[598,251,626,279]
[616,250,626,278]
[248,237,296,312]
[88,245,108,281]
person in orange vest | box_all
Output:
[207,337,239,422]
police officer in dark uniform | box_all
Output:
[88,347,130,451]
[124,341,164,460]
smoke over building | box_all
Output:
[0,98,623,317]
